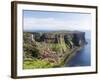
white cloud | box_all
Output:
[23,17,91,31]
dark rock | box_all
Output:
[72,32,86,46]
[24,31,86,47]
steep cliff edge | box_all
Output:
[23,31,87,68]
[31,31,86,46]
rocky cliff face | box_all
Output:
[30,31,86,47]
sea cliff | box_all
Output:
[23,31,87,69]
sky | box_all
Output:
[23,10,92,31]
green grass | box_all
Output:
[23,35,72,69]
[51,43,61,52]
[23,59,54,69]
[51,43,68,53]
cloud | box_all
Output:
[23,17,91,31]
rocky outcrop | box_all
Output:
[29,31,86,47]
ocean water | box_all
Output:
[65,31,91,67]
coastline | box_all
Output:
[53,45,85,67]
[23,31,87,69]
[64,46,85,67]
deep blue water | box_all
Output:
[65,32,91,67]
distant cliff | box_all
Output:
[25,31,86,46]
[23,31,87,68]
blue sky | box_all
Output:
[23,10,92,31]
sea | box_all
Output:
[65,31,91,67]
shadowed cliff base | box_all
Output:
[23,31,87,69]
